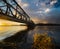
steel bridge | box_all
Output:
[0,0,34,26]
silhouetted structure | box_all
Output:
[0,0,34,26]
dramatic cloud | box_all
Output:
[16,0,60,24]
[50,0,57,5]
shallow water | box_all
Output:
[0,26,60,49]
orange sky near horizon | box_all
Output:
[0,19,25,25]
[0,18,48,25]
[31,17,48,24]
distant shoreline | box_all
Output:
[36,23,60,26]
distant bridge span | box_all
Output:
[0,0,34,26]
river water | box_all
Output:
[0,26,60,49]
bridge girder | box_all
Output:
[0,0,34,24]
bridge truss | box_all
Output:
[0,0,34,26]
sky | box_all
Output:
[16,0,60,24]
[0,0,60,24]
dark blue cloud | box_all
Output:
[54,0,60,7]
[44,7,60,24]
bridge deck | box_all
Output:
[0,13,34,26]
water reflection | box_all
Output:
[0,26,27,41]
[27,26,60,49]
[0,26,60,49]
[32,33,55,49]
[0,26,33,49]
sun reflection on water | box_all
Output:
[0,26,27,41]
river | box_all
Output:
[0,26,60,49]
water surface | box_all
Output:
[0,26,60,49]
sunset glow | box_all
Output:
[0,22,3,25]
[0,19,25,26]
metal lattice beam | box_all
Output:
[0,0,34,26]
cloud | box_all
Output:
[45,8,51,13]
[22,3,29,8]
[36,11,42,14]
[16,0,29,8]
[45,7,60,24]
[50,0,57,5]
[16,0,60,24]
